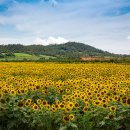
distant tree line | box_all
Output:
[0,42,127,59]
[0,52,15,58]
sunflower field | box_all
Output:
[0,62,130,130]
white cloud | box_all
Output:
[128,36,130,39]
[33,37,68,45]
[0,0,130,54]
[0,36,68,45]
[0,37,33,44]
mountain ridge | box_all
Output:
[0,42,125,59]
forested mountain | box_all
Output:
[0,42,116,58]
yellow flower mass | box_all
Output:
[0,62,130,128]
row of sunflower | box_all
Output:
[0,62,130,130]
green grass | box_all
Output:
[39,55,56,60]
[15,53,33,57]
[0,53,56,61]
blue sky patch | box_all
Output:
[0,5,7,12]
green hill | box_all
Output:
[0,42,113,59]
[1,41,130,62]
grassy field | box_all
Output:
[0,62,130,130]
[0,53,56,61]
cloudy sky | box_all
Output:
[0,0,130,54]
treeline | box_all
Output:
[0,52,15,58]
[0,42,114,59]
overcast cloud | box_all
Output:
[0,0,130,54]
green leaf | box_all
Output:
[98,121,105,127]
[114,116,124,121]
[7,119,17,129]
[70,123,78,128]
[59,126,67,130]
[125,123,130,129]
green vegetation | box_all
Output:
[0,53,56,61]
[15,53,33,57]
[0,42,112,58]
[0,42,130,62]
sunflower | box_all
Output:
[62,95,67,100]
[80,95,85,100]
[113,96,119,101]
[63,115,70,123]
[126,98,130,105]
[10,90,16,95]
[27,99,32,104]
[55,100,60,104]
[46,104,50,110]
[25,101,30,107]
[24,88,28,94]
[102,103,108,109]
[65,107,71,113]
[54,104,59,109]
[84,98,89,102]
[0,98,5,104]
[69,114,75,121]
[17,89,21,95]
[37,99,41,104]
[42,100,47,106]
[18,101,24,107]
[108,114,115,120]
[35,85,40,90]
[83,106,88,113]
[94,100,100,106]
[110,106,116,112]
[67,102,74,108]
[20,89,25,94]
[74,102,79,109]
[32,104,38,111]
[52,107,57,112]
[59,103,65,109]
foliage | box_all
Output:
[0,42,114,59]
[0,53,4,58]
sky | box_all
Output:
[0,0,130,54]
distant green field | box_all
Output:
[15,53,33,57]
[0,53,56,61]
